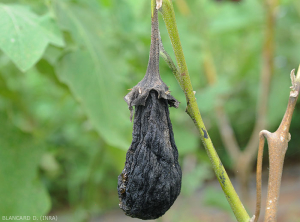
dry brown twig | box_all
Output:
[254,68,300,222]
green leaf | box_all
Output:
[0,4,64,72]
[0,112,51,216]
[39,14,65,47]
[53,1,131,149]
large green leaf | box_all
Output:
[0,4,64,72]
[0,112,50,216]
[53,1,131,149]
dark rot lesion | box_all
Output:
[202,128,208,139]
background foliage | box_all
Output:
[0,0,300,221]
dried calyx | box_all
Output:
[118,3,182,220]
[124,3,179,121]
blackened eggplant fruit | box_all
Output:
[118,90,181,220]
[117,5,182,220]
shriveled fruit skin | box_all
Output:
[118,3,182,219]
[118,90,182,220]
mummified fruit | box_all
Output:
[117,4,182,220]
[118,90,181,220]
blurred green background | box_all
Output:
[0,0,300,221]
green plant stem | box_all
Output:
[160,1,250,221]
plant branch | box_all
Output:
[160,1,250,221]
[255,68,300,222]
[254,130,270,222]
